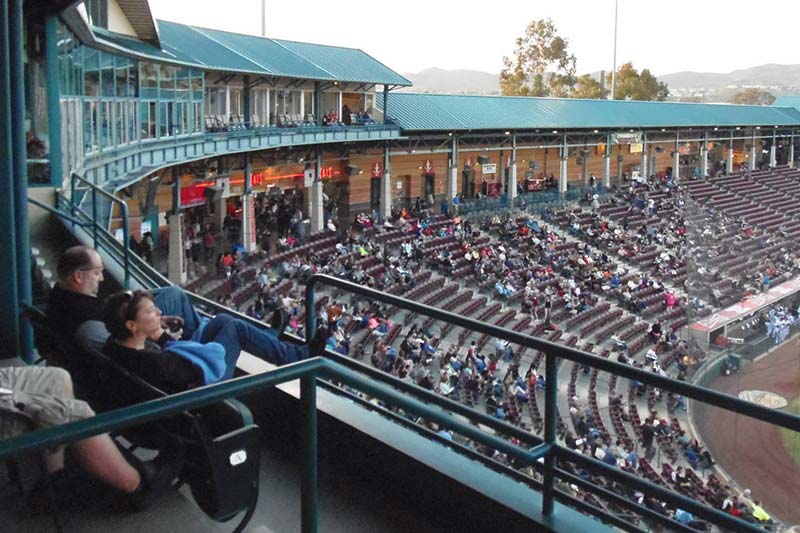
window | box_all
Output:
[304,90,314,120]
[230,87,243,116]
[252,88,269,124]
[83,100,98,152]
[205,87,226,117]
[100,100,112,148]
[85,0,108,28]
[127,101,138,142]
[193,101,202,133]
[139,62,157,101]
[115,101,125,144]
[140,101,156,140]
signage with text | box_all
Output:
[482,163,497,174]
[612,132,643,145]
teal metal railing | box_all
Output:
[304,274,800,533]
[25,191,800,532]
[68,173,132,288]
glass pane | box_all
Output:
[101,101,112,148]
[140,62,157,88]
[159,65,175,89]
[83,100,98,152]
[101,68,115,97]
[84,70,99,97]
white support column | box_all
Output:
[749,132,757,170]
[640,132,648,179]
[603,133,611,188]
[700,133,709,177]
[240,193,256,252]
[790,133,795,168]
[770,132,777,167]
[309,181,323,233]
[225,86,231,123]
[380,143,391,221]
[673,132,680,180]
[727,134,735,175]
[447,136,458,206]
[215,194,226,233]
[167,212,186,285]
[559,135,568,194]
[508,135,517,210]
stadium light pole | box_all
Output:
[261,0,266,37]
[610,0,618,100]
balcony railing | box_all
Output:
[24,190,800,532]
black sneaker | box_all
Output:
[270,308,288,335]
[128,445,184,509]
[309,325,330,357]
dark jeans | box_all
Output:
[153,287,308,373]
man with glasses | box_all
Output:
[46,246,316,381]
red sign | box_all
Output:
[320,166,334,179]
[250,172,263,186]
[180,182,213,207]
[371,162,383,178]
[422,159,434,176]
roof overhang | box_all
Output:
[114,0,160,46]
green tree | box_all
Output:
[571,74,606,99]
[607,62,669,101]
[500,19,577,97]
[730,88,775,105]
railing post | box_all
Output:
[70,174,76,229]
[542,351,558,518]
[301,372,318,533]
[91,188,98,249]
[305,281,316,348]
[119,201,130,289]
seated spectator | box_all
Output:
[102,290,241,392]
[1,366,177,507]
[47,246,312,381]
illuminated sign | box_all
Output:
[320,167,334,179]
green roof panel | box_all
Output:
[192,28,332,80]
[96,20,411,86]
[93,26,198,65]
[383,93,800,131]
[274,39,411,85]
[773,95,800,111]
[157,20,268,72]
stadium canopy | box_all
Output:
[92,20,411,86]
[383,92,800,132]
[773,95,800,111]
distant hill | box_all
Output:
[658,64,800,90]
[400,67,500,95]
[397,64,800,100]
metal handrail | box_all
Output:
[69,173,131,287]
[304,273,798,533]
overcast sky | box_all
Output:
[149,0,800,76]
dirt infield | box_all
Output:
[694,341,800,525]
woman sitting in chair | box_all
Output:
[102,290,237,394]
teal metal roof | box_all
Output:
[93,20,410,86]
[93,27,197,65]
[274,39,409,86]
[383,93,800,132]
[774,95,800,110]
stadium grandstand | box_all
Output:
[2,1,800,532]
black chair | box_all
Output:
[20,304,261,532]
